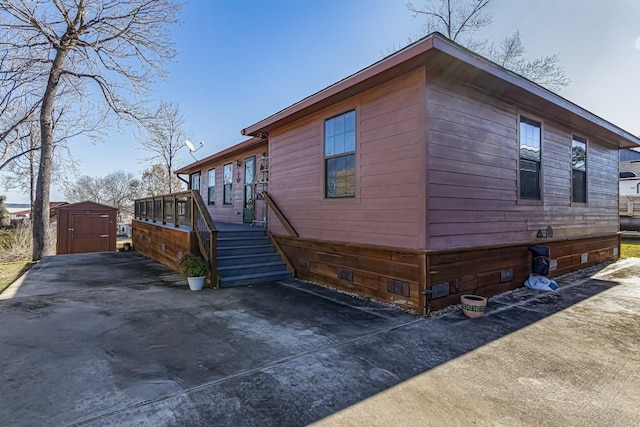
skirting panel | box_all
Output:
[274,235,424,311]
[132,220,196,271]
[275,234,620,315]
[427,234,621,311]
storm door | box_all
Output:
[243,156,255,223]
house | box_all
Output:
[620,148,640,230]
[135,33,640,313]
[175,137,269,226]
[8,202,68,227]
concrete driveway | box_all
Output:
[1,252,639,426]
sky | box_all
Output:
[3,0,640,204]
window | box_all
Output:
[223,163,233,205]
[207,168,215,205]
[325,110,356,198]
[572,136,587,203]
[190,172,200,191]
[519,117,542,200]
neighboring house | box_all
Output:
[7,202,68,226]
[138,33,640,313]
[620,148,640,230]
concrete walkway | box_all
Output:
[1,252,639,426]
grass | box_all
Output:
[0,261,35,294]
[621,240,640,259]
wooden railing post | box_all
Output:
[160,197,165,225]
[173,194,179,227]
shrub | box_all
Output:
[178,253,209,277]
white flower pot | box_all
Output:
[187,276,205,291]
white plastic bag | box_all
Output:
[524,274,558,291]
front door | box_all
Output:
[243,156,255,223]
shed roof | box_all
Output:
[56,201,118,211]
[242,32,640,149]
[176,137,267,175]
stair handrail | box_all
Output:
[262,191,298,237]
[190,190,218,287]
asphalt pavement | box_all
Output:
[1,252,639,426]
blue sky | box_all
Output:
[3,0,640,204]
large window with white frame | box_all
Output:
[519,117,542,200]
[207,168,215,205]
[572,136,587,203]
[223,163,233,205]
[324,110,356,198]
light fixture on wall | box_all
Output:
[236,159,242,183]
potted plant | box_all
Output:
[178,254,209,291]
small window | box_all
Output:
[519,117,541,200]
[190,172,201,191]
[572,136,587,203]
[207,168,215,205]
[325,110,356,198]
[223,163,233,205]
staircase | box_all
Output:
[216,227,291,287]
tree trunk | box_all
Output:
[32,49,68,260]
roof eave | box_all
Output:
[241,33,640,149]
[241,36,437,137]
[175,137,267,175]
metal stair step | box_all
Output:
[216,253,281,267]
[218,261,287,277]
[216,244,275,256]
[218,270,292,288]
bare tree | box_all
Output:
[404,0,570,91]
[407,0,492,51]
[140,163,185,197]
[487,31,570,91]
[0,0,182,260]
[64,170,141,222]
[63,175,104,205]
[102,171,141,222]
[137,100,189,194]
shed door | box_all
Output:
[70,213,111,254]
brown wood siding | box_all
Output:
[427,234,620,311]
[274,234,423,312]
[268,67,427,249]
[427,78,620,250]
[132,219,196,271]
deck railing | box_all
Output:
[262,191,298,237]
[134,190,218,287]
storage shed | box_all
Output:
[56,201,118,254]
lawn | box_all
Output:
[621,241,640,259]
[0,261,34,294]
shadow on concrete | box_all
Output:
[0,253,633,426]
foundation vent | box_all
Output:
[338,268,353,282]
[430,282,450,299]
[387,278,410,297]
[297,258,310,270]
